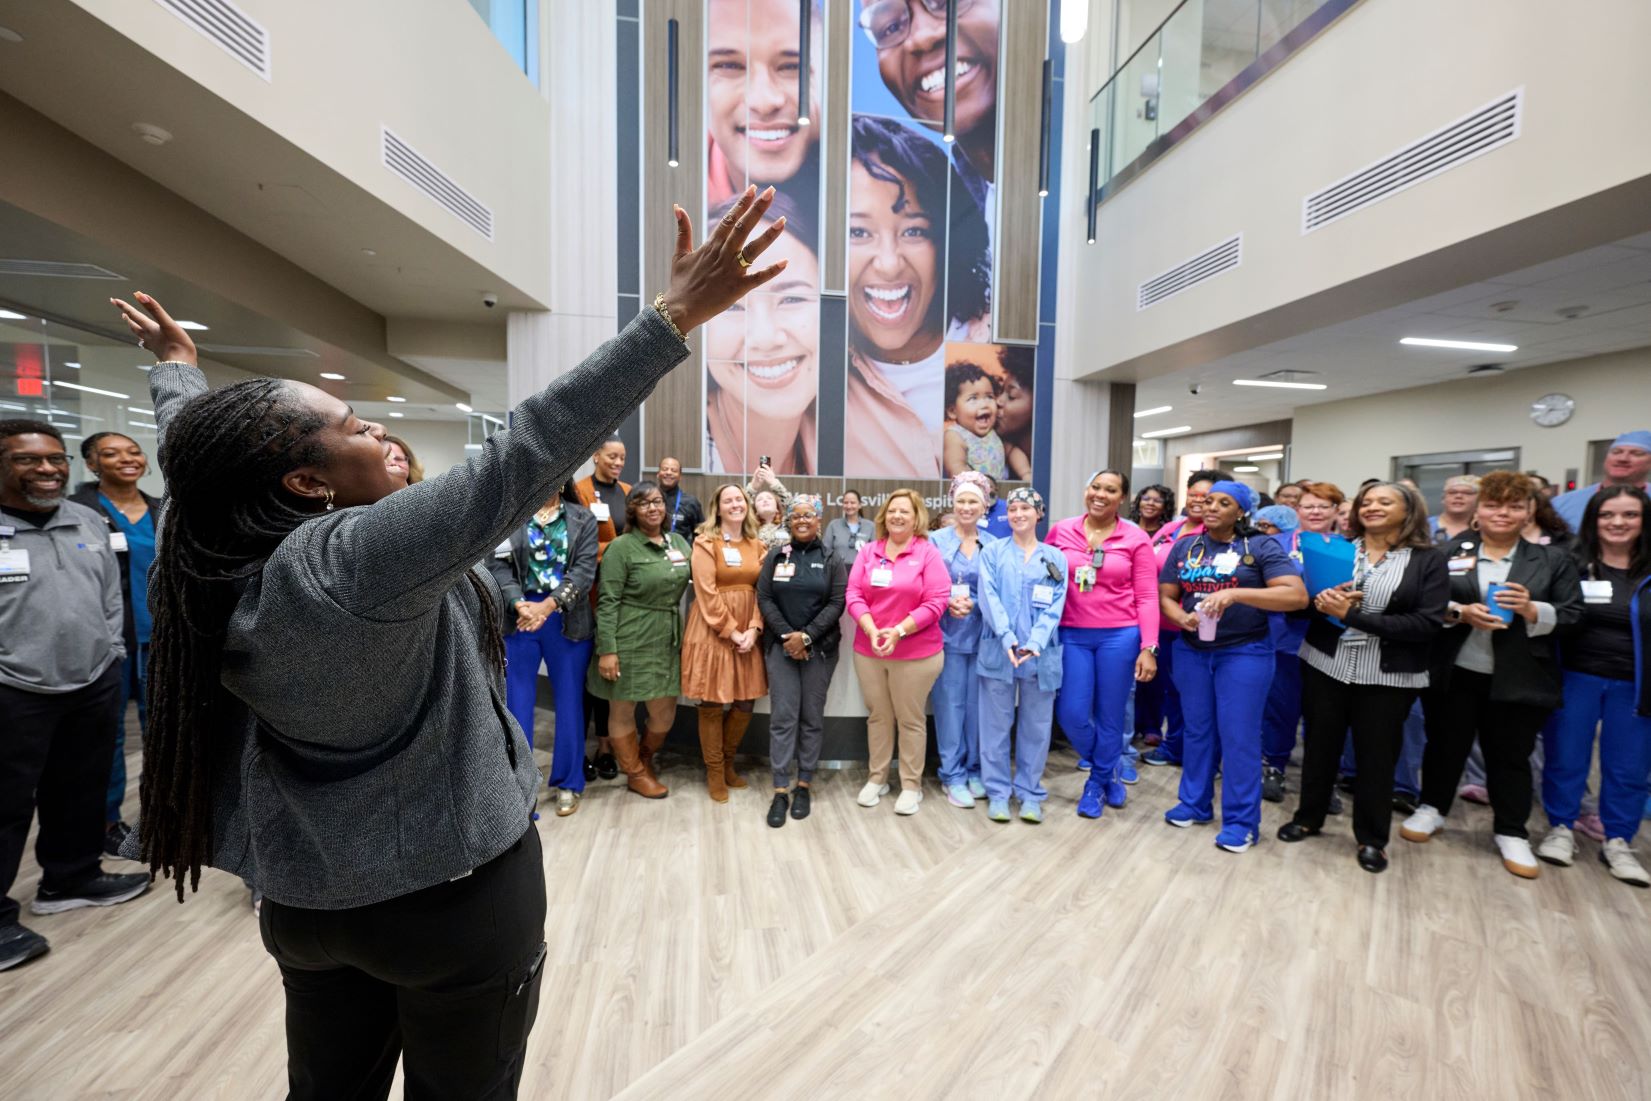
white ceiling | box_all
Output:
[1132,230,1651,437]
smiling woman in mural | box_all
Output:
[705,190,820,476]
[859,0,1000,206]
[845,115,989,479]
[707,0,823,206]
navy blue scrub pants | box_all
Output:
[1170,638,1272,834]
[1056,626,1141,785]
[1260,650,1302,771]
[106,643,148,824]
[504,604,591,792]
[1543,669,1651,842]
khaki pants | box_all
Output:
[854,651,944,792]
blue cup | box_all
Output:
[1485,582,1517,624]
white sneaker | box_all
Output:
[1600,838,1651,887]
[1399,803,1444,843]
[857,781,890,808]
[894,790,923,816]
[1494,834,1541,879]
[1535,824,1575,867]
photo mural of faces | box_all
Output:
[703,0,1032,485]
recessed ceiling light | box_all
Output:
[1233,465,1260,473]
[319,372,346,381]
[455,402,473,413]
[387,395,406,402]
[388,411,404,418]
[62,361,81,369]
[1232,379,1327,390]
[1134,405,1174,418]
[1140,425,1193,438]
[1400,337,1517,353]
[464,443,483,450]
[128,405,155,415]
[175,319,209,331]
[0,401,27,411]
[1246,452,1284,462]
[132,122,173,146]
[47,380,130,399]
[0,309,26,320]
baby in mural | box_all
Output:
[942,361,1030,482]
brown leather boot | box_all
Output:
[612,732,667,799]
[638,724,667,781]
[698,704,728,803]
[723,709,752,789]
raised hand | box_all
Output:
[658,186,788,334]
[110,292,198,366]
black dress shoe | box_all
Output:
[790,786,812,820]
[1357,845,1389,873]
[766,792,790,828]
[1391,791,1418,815]
[583,757,598,783]
[594,752,619,780]
[1277,821,1321,843]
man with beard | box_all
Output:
[0,421,149,972]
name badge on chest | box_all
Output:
[0,547,30,583]
[590,501,611,523]
[774,561,797,582]
[109,532,130,553]
[665,546,687,566]
[1447,555,1477,574]
[1032,583,1055,608]
[950,583,970,600]
[1073,565,1096,592]
[870,566,894,588]
[1213,551,1241,575]
[722,546,743,568]
[1581,579,1613,604]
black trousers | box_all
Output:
[260,825,548,1101]
[0,663,122,926]
[1420,669,1550,838]
[1293,664,1419,848]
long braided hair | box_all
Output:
[144,379,504,899]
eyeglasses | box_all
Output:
[6,453,70,469]
[859,0,976,51]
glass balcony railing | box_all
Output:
[1086,0,1359,204]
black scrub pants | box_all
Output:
[1292,664,1418,849]
[259,825,548,1101]
[0,663,122,926]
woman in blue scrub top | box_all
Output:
[977,488,1068,822]
[1158,481,1308,852]
[929,471,998,808]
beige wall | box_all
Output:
[1067,0,1651,379]
[1290,348,1651,492]
[390,419,474,483]
[67,0,553,305]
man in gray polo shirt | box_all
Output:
[0,420,149,972]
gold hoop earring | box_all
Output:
[324,488,336,512]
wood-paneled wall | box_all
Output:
[991,0,1048,345]
[641,0,706,469]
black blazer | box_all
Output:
[69,484,162,656]
[487,501,599,641]
[1427,535,1585,709]
[1302,544,1450,675]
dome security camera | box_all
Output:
[482,292,499,309]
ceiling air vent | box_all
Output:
[382,128,495,241]
[1137,234,1242,311]
[0,259,124,279]
[154,0,271,80]
[1303,89,1522,234]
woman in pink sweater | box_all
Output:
[845,489,952,815]
[1047,469,1161,819]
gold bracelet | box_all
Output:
[652,293,687,345]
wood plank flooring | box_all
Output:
[4,709,1650,1100]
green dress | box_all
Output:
[587,530,693,701]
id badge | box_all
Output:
[1447,556,1477,574]
[870,566,894,588]
[1032,583,1055,608]
[590,501,611,523]
[0,547,30,583]
[950,583,970,601]
[722,546,743,567]
[1581,579,1613,604]
[854,539,866,550]
[1074,565,1096,592]
[665,546,687,566]
[1213,551,1240,575]
[774,561,797,581]
[109,532,130,553]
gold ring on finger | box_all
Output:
[736,250,752,269]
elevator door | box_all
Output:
[1393,449,1520,515]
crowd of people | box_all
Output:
[1,198,1648,1088]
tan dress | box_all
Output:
[680,533,769,702]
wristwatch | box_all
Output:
[1141,644,1160,657]
[895,624,908,639]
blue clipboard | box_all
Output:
[1299,534,1355,596]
